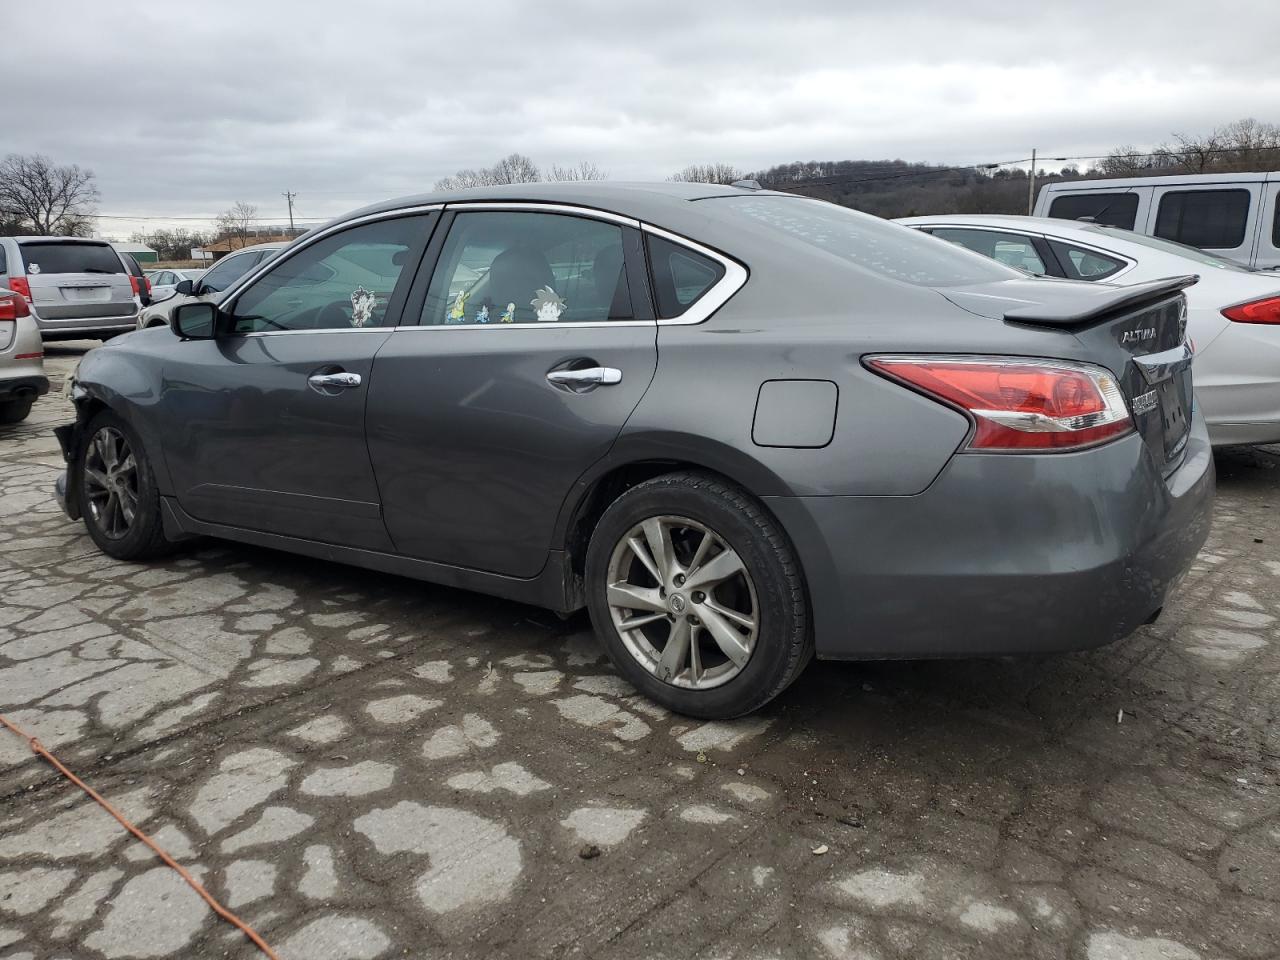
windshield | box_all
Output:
[1085,226,1254,272]
[710,195,1023,287]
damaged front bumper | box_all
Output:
[53,421,81,521]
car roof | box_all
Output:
[10,235,115,244]
[333,181,779,231]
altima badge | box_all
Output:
[1121,327,1156,344]
[1132,390,1158,415]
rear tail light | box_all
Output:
[7,277,31,301]
[868,355,1133,451]
[0,292,30,320]
[129,275,141,297]
[1222,295,1280,324]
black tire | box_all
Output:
[0,398,33,425]
[75,409,173,561]
[584,471,811,719]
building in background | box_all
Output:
[110,241,158,263]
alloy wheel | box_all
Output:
[605,515,759,690]
[83,426,139,540]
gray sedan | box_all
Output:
[53,182,1214,718]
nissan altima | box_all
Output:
[53,182,1214,718]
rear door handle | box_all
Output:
[308,372,362,390]
[546,366,623,389]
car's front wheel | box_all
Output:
[76,410,172,561]
[585,472,811,719]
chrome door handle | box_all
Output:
[308,372,361,389]
[546,367,623,387]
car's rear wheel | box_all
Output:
[585,471,811,719]
[0,398,33,425]
[76,410,172,561]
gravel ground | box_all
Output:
[1,343,1278,960]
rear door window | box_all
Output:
[17,241,125,275]
[1047,241,1127,280]
[423,211,633,325]
[929,228,1046,274]
[1155,189,1251,248]
[1047,193,1139,229]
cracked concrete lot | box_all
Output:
[2,343,1279,960]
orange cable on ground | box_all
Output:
[0,711,280,960]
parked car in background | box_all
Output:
[146,268,206,302]
[1034,172,1280,270]
[899,214,1280,446]
[56,183,1212,719]
[118,252,153,308]
[0,289,48,424]
[136,243,284,329]
[0,236,140,341]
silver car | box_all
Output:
[146,268,206,303]
[0,289,48,423]
[0,236,138,340]
[137,243,285,329]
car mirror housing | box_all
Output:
[172,302,218,339]
[175,279,194,296]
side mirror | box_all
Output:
[175,279,194,296]
[172,302,218,339]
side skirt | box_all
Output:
[160,496,578,612]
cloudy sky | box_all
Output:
[10,0,1278,238]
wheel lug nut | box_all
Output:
[674,574,685,586]
[692,591,705,603]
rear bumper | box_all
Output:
[0,374,49,401]
[33,311,138,339]
[767,410,1215,659]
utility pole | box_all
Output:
[282,191,296,235]
[1027,148,1036,215]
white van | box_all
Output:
[1034,172,1280,270]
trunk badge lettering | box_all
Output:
[1121,327,1156,344]
[1132,391,1158,415]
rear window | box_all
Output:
[1155,189,1250,249]
[715,196,1019,287]
[18,241,125,276]
[1083,225,1254,273]
[1048,192,1139,229]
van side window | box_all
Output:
[1273,202,1280,248]
[1155,189,1250,249]
[1047,193,1139,230]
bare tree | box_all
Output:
[546,161,606,182]
[435,153,543,191]
[215,201,258,249]
[0,154,99,235]
[130,228,211,261]
[668,163,745,185]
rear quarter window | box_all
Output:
[1047,193,1139,230]
[1047,240,1126,281]
[716,196,1020,287]
[17,241,125,275]
[646,235,725,318]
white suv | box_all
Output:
[137,242,285,329]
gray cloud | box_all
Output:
[9,0,1278,236]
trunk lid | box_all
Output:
[942,275,1196,471]
[17,240,135,317]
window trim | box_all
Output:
[642,224,747,326]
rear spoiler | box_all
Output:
[1003,275,1199,328]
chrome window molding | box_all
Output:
[443,202,640,228]
[218,204,445,315]
[641,224,748,326]
[395,320,654,331]
[232,327,393,338]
